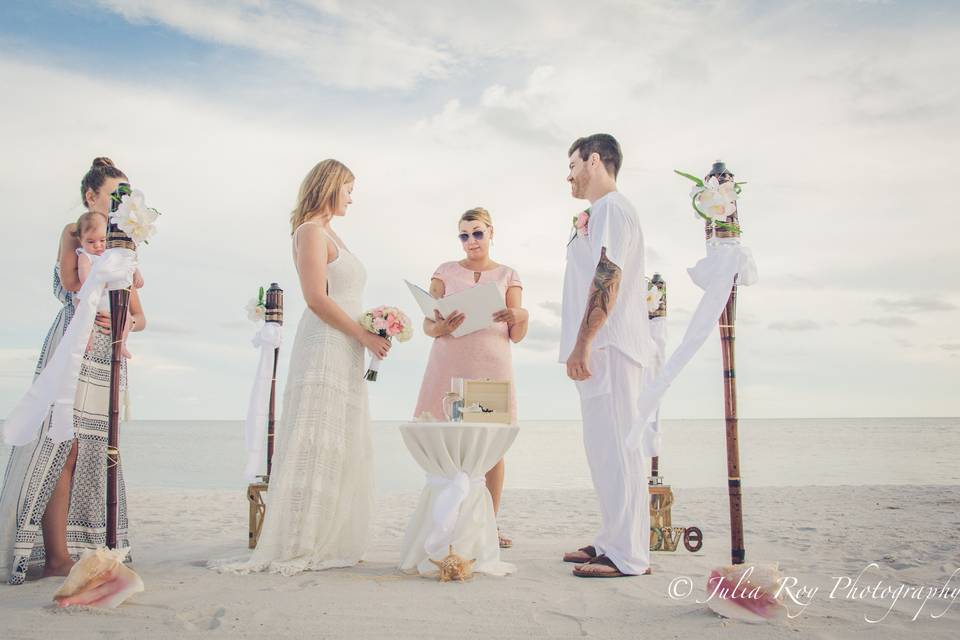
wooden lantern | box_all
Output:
[646,273,675,548]
[247,282,283,549]
[706,160,746,565]
[247,481,268,549]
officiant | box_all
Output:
[412,207,527,549]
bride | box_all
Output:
[216,159,391,575]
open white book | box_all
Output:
[405,279,504,338]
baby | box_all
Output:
[75,211,142,358]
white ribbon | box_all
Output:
[243,322,283,481]
[627,238,758,451]
[4,249,135,447]
[424,471,485,558]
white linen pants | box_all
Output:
[576,347,650,575]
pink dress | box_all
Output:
[413,262,522,424]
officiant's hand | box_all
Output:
[492,307,525,326]
[566,343,592,381]
[433,309,465,336]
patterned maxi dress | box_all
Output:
[0,265,129,585]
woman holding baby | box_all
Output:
[0,157,146,584]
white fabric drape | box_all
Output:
[3,248,135,446]
[639,316,668,457]
[243,322,283,481]
[627,238,758,451]
[398,422,518,577]
[425,471,486,558]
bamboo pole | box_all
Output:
[706,160,746,565]
[719,278,744,564]
[648,273,666,482]
[106,182,134,550]
[264,283,284,479]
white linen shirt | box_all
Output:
[559,190,655,368]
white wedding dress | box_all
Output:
[214,222,374,575]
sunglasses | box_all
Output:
[458,230,486,243]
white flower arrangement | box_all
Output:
[645,286,665,313]
[246,287,266,323]
[675,170,745,234]
[110,189,160,245]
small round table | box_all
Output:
[397,421,519,576]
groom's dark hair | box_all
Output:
[568,134,622,178]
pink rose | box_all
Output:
[373,317,388,332]
[386,314,404,336]
[575,211,589,236]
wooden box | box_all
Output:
[247,481,268,549]
[461,379,512,424]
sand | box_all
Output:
[2,484,958,639]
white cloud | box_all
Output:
[96,0,454,89]
[876,296,957,312]
[768,320,822,332]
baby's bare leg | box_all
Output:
[121,312,133,359]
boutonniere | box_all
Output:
[567,208,590,245]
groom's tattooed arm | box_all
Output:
[577,248,622,344]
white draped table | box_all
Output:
[398,421,519,577]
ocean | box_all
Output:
[2,418,957,493]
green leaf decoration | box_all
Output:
[258,286,265,306]
[674,169,704,187]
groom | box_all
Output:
[560,134,655,577]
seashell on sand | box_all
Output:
[53,547,144,608]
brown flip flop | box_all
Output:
[572,555,652,578]
[562,545,597,563]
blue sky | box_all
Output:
[1,0,958,421]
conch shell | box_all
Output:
[53,547,144,608]
[706,563,788,623]
[429,545,476,582]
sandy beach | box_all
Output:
[2,484,957,639]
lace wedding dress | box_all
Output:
[214,222,374,575]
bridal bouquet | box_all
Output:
[360,305,413,381]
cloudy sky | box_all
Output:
[0,0,957,422]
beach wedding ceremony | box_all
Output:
[1,1,958,638]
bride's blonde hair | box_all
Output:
[290,159,355,233]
